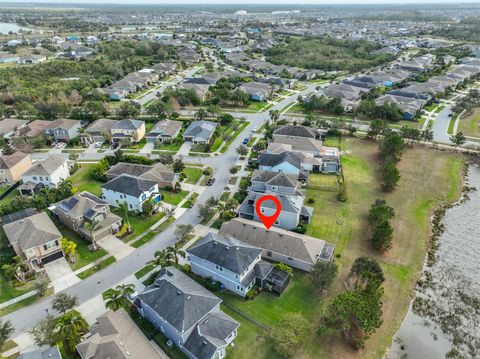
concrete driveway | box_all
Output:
[177,142,192,156]
[97,235,135,260]
[44,258,81,293]
[139,142,154,155]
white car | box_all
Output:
[55,142,65,148]
[94,142,102,148]
[252,126,258,133]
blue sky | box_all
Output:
[0,0,474,3]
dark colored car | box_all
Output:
[448,113,453,117]
[242,138,249,145]
[111,142,120,149]
[206,177,215,186]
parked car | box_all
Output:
[448,113,453,117]
[252,126,258,133]
[206,177,215,186]
[55,142,65,148]
[111,142,120,150]
[242,138,249,145]
[94,142,102,148]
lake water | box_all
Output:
[388,164,480,359]
[0,22,36,34]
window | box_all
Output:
[33,176,37,180]
[266,251,272,257]
[129,204,132,209]
[271,186,277,191]
[39,176,43,181]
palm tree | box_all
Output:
[149,249,172,268]
[0,320,14,349]
[166,243,186,266]
[1,256,28,283]
[103,288,123,311]
[118,201,131,232]
[55,312,88,352]
[115,284,135,298]
[84,221,100,250]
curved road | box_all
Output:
[1,82,320,335]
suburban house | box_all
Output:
[51,191,122,242]
[183,120,218,144]
[17,54,47,64]
[2,209,64,270]
[110,119,146,144]
[146,119,182,143]
[258,151,308,178]
[152,62,177,76]
[272,125,319,140]
[106,162,179,189]
[0,151,32,185]
[44,118,82,143]
[0,52,20,64]
[20,155,70,195]
[220,218,335,272]
[101,174,160,213]
[187,233,290,297]
[180,79,210,101]
[318,83,365,110]
[16,120,51,140]
[80,118,116,145]
[134,267,239,359]
[76,308,163,359]
[0,118,28,139]
[237,82,271,101]
[271,136,323,156]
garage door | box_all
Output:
[41,251,64,264]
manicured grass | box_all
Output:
[159,189,189,206]
[458,107,480,138]
[181,193,199,208]
[77,256,116,280]
[435,104,446,113]
[425,103,438,112]
[0,189,20,207]
[0,288,54,316]
[119,211,165,242]
[447,113,458,135]
[183,167,203,184]
[154,141,183,152]
[130,216,175,248]
[220,122,250,154]
[54,221,108,271]
[134,264,156,279]
[220,271,316,328]
[70,164,103,196]
[1,340,17,353]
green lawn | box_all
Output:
[70,164,103,196]
[181,192,199,208]
[118,211,165,242]
[54,220,108,271]
[154,141,183,152]
[458,107,480,138]
[130,216,175,248]
[159,189,189,206]
[134,264,156,279]
[220,122,250,154]
[447,113,459,135]
[183,167,203,184]
[0,189,20,208]
[0,287,54,316]
[77,256,116,280]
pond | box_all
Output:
[388,164,480,359]
[0,22,39,34]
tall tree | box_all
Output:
[52,293,79,314]
[371,220,393,252]
[450,132,466,150]
[271,313,309,358]
[310,261,338,293]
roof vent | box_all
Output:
[186,295,191,300]
[226,246,230,250]
[203,341,208,345]
[119,341,124,346]
[177,290,182,295]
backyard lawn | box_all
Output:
[70,164,103,196]
[226,137,464,359]
[159,189,189,206]
[458,108,480,138]
[183,167,203,184]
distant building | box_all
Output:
[0,151,32,185]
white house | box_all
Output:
[20,156,70,195]
[101,174,160,212]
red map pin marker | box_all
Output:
[255,194,282,230]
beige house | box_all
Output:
[110,119,146,144]
[2,209,63,270]
[0,151,32,185]
[51,191,122,241]
[76,308,164,359]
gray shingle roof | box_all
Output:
[102,174,157,197]
[106,162,176,185]
[220,218,334,266]
[138,267,222,333]
[273,136,323,153]
[0,151,30,169]
[187,233,262,275]
[251,170,298,188]
[273,125,317,138]
[183,121,217,141]
[23,155,67,176]
[18,346,62,359]
[3,211,62,251]
[259,151,301,169]
[111,119,144,130]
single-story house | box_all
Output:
[237,82,271,101]
[183,121,217,144]
[146,120,182,143]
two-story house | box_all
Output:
[106,162,179,189]
[2,209,64,270]
[19,155,70,195]
[110,119,146,144]
[187,233,290,297]
[51,191,122,242]
[134,267,239,359]
[101,174,160,213]
[237,170,313,230]
[44,118,82,143]
[220,218,335,272]
[0,151,32,186]
[80,118,116,145]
